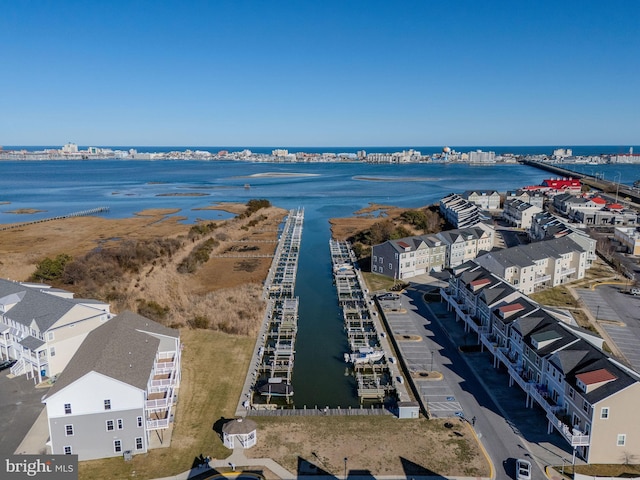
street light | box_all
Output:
[344,457,348,479]
[614,171,622,203]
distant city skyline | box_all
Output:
[1,1,639,146]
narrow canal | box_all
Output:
[291,203,360,408]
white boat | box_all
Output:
[344,347,385,364]
[258,377,294,397]
[333,263,354,274]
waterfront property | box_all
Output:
[0,279,112,383]
[474,236,588,294]
[439,193,483,228]
[440,261,640,464]
[461,190,501,210]
[42,310,181,461]
[370,224,494,280]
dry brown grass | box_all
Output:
[78,328,254,480]
[248,416,489,477]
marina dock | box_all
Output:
[235,208,304,414]
[329,239,396,402]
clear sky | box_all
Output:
[1,0,639,147]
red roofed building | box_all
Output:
[523,177,582,196]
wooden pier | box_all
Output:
[0,206,110,231]
[248,208,304,407]
[329,239,391,401]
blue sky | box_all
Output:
[1,1,639,147]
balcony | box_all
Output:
[558,268,576,277]
[533,274,552,284]
[546,411,590,447]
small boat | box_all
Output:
[333,262,354,273]
[258,377,294,397]
[244,183,251,189]
[344,347,385,364]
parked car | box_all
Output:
[631,287,640,296]
[515,459,532,480]
[0,359,17,371]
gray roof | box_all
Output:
[45,311,178,399]
[222,418,257,435]
[19,335,45,351]
[477,236,584,270]
[3,289,77,332]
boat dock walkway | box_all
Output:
[249,405,392,416]
[329,239,411,403]
[0,206,110,231]
[235,208,304,416]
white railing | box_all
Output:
[546,411,590,446]
[151,376,177,388]
[146,418,170,430]
[559,268,576,276]
[10,357,26,376]
[533,274,552,284]
[154,362,175,374]
[145,397,169,409]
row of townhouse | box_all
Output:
[529,213,599,269]
[502,199,543,229]
[553,193,638,226]
[440,261,640,464]
[474,236,588,294]
[460,190,501,210]
[42,310,181,461]
[370,224,494,280]
[505,189,545,209]
[0,279,112,383]
[439,193,484,228]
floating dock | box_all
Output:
[329,239,392,402]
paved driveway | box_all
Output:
[0,371,49,456]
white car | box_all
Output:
[516,459,532,480]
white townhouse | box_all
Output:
[474,236,587,294]
[371,234,447,280]
[461,190,501,210]
[505,190,545,209]
[439,193,482,229]
[43,311,181,461]
[0,279,111,383]
[440,263,640,464]
[370,224,494,279]
[502,199,543,229]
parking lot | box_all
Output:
[0,371,49,456]
[575,285,640,371]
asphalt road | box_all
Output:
[0,371,48,456]
[400,284,575,480]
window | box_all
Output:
[117,419,123,430]
[617,434,626,446]
[104,399,111,410]
[114,440,122,453]
[106,420,114,431]
[137,416,143,428]
[135,437,143,450]
[568,387,574,399]
[65,425,74,436]
[601,407,609,419]
[64,403,72,415]
[47,331,55,341]
[63,446,72,455]
[50,347,56,357]
[583,400,590,414]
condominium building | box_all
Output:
[474,236,587,294]
[371,225,494,279]
[613,227,640,255]
[502,199,543,229]
[0,279,112,383]
[43,311,181,461]
[440,193,483,229]
[461,190,501,210]
[440,262,640,464]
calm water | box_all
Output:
[0,159,637,406]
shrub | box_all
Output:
[31,254,73,282]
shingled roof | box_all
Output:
[45,311,178,400]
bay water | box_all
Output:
[1,159,636,406]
